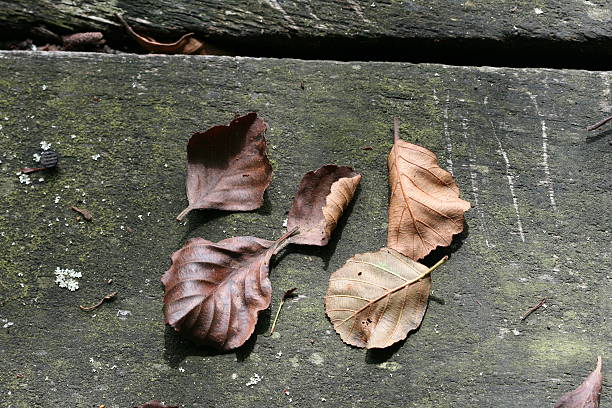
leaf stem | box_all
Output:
[393,118,400,143]
[176,206,192,222]
[271,226,299,255]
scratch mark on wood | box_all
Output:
[433,89,454,175]
[461,117,492,248]
[484,97,525,243]
[527,92,557,212]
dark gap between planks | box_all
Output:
[1,25,611,71]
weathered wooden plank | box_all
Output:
[0,52,610,407]
[2,1,611,44]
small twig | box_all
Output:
[521,298,546,321]
[266,288,297,336]
[587,115,612,131]
[79,292,117,311]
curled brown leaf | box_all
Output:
[162,229,297,350]
[116,14,205,55]
[325,247,447,349]
[177,112,272,221]
[388,119,470,260]
[287,165,361,246]
[555,356,603,408]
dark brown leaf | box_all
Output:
[117,14,205,55]
[62,32,105,51]
[71,206,93,221]
[134,401,178,408]
[176,112,272,221]
[162,229,296,350]
[287,165,361,246]
[388,119,470,260]
[555,356,603,408]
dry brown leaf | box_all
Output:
[116,14,205,55]
[161,229,296,350]
[388,119,470,260]
[287,165,361,246]
[325,248,447,349]
[70,206,93,221]
[176,112,272,221]
[555,356,603,408]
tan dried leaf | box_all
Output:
[176,112,272,221]
[555,356,603,408]
[287,165,361,246]
[161,230,295,350]
[325,247,446,349]
[387,120,470,260]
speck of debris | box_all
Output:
[534,7,543,14]
[40,141,51,151]
[33,153,41,162]
[116,309,131,320]
[1,318,15,329]
[91,154,101,161]
[308,353,324,366]
[246,373,262,387]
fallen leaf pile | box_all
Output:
[162,113,361,350]
[325,119,470,349]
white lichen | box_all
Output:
[18,174,31,185]
[54,267,81,291]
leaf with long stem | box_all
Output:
[162,228,297,350]
[387,119,470,260]
[326,248,447,349]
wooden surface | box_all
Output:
[2,1,611,43]
[0,51,610,407]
